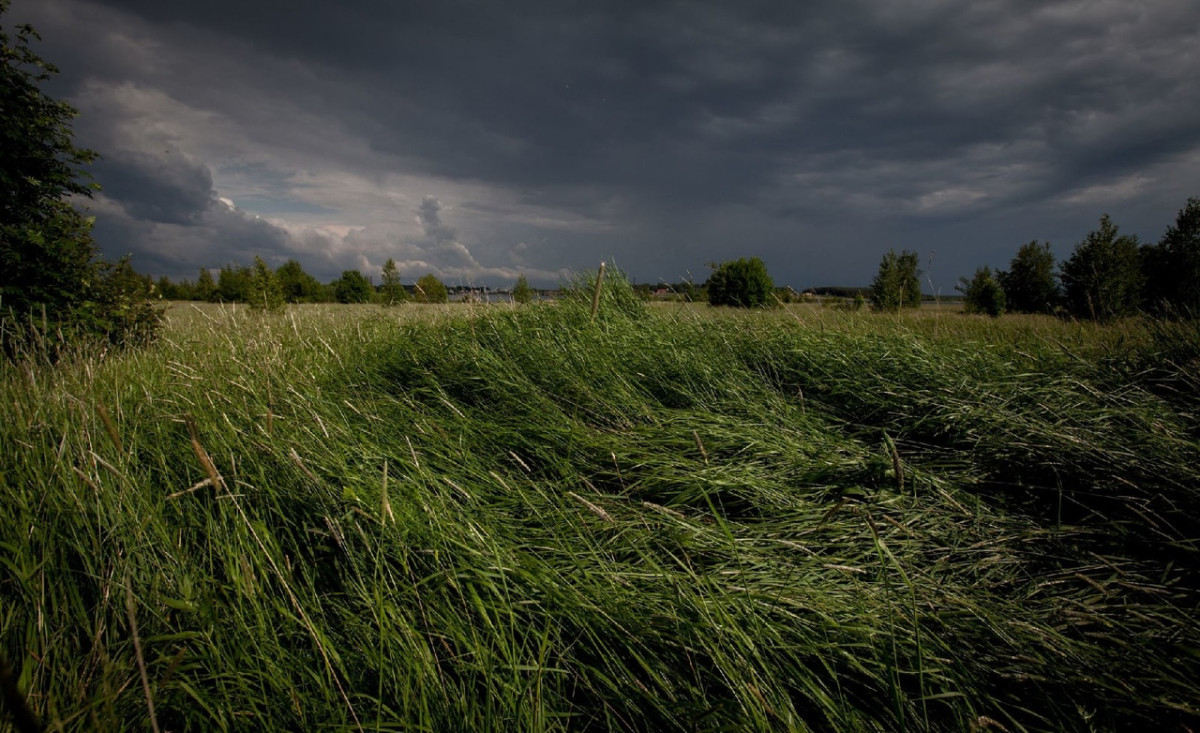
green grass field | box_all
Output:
[3,279,1199,731]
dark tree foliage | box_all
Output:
[705,257,774,308]
[0,2,163,353]
[957,266,1006,317]
[195,267,217,302]
[870,250,922,312]
[217,263,253,302]
[333,269,373,303]
[85,256,163,347]
[276,259,324,303]
[414,273,448,303]
[1143,197,1200,316]
[380,258,406,305]
[155,275,177,300]
[512,274,535,304]
[999,240,1058,314]
[0,4,99,318]
[1061,214,1143,322]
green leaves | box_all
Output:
[957,266,1005,317]
[705,257,774,308]
[1,1,162,354]
[1061,214,1142,322]
[870,250,921,312]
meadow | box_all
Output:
[2,278,1199,731]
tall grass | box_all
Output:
[2,285,1198,731]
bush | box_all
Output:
[705,257,774,308]
[85,255,164,347]
[414,273,448,304]
[958,266,1006,317]
[512,274,535,304]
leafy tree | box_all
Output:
[248,255,285,312]
[217,263,253,302]
[1061,214,1142,322]
[380,258,406,305]
[705,257,774,308]
[957,266,1006,317]
[1143,197,1200,315]
[1,2,99,319]
[276,259,323,303]
[0,3,162,352]
[196,267,217,302]
[414,273,449,304]
[512,274,535,304]
[999,240,1058,314]
[870,250,922,312]
[332,269,373,303]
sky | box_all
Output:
[7,0,1200,290]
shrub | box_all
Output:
[705,257,774,308]
[958,266,1006,317]
[512,274,535,304]
[414,273,449,304]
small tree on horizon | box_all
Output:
[248,255,285,312]
[332,269,373,303]
[1061,214,1142,322]
[196,267,217,302]
[276,259,323,303]
[958,266,1006,317]
[216,263,253,302]
[870,250,922,312]
[414,273,449,304]
[380,258,406,305]
[705,257,774,308]
[512,274,535,304]
[999,240,1058,314]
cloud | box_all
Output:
[417,196,455,243]
[8,0,1200,288]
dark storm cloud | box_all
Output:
[92,151,214,225]
[8,0,1200,286]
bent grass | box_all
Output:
[2,290,1199,731]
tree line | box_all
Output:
[151,259,542,310]
[156,257,448,308]
[950,202,1200,320]
[697,198,1200,321]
